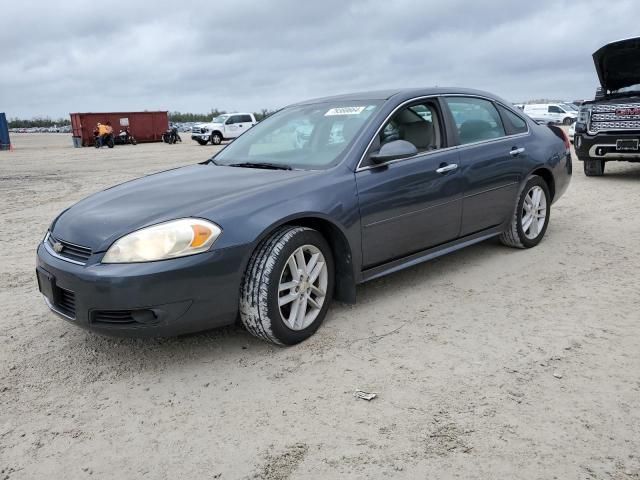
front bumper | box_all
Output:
[575,130,640,162]
[191,133,210,141]
[36,242,246,337]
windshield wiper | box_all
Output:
[226,162,292,170]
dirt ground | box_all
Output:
[1,133,639,480]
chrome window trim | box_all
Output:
[355,94,531,172]
[43,232,87,266]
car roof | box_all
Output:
[291,87,514,108]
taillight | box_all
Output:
[548,124,571,150]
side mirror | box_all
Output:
[369,140,418,164]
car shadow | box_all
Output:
[68,238,509,365]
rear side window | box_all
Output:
[444,97,506,145]
[240,115,253,123]
[496,105,528,135]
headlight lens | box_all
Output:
[577,106,591,124]
[102,218,221,263]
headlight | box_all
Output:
[102,218,221,263]
[577,106,591,124]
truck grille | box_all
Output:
[47,233,92,264]
[590,103,640,132]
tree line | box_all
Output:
[8,109,278,128]
[8,117,71,128]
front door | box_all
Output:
[356,100,464,268]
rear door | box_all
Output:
[443,96,528,236]
[238,114,254,133]
[224,115,243,138]
[356,99,464,268]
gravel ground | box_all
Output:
[1,133,639,480]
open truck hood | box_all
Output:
[593,37,640,92]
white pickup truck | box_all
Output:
[191,113,257,145]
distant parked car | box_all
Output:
[191,113,257,145]
[568,122,575,142]
[37,88,571,344]
[523,103,577,125]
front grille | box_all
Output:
[92,310,136,325]
[590,102,640,132]
[56,288,76,318]
[47,233,92,264]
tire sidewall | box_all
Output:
[515,176,551,248]
[211,133,222,145]
[264,229,334,345]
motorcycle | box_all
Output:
[162,126,182,144]
[114,127,137,146]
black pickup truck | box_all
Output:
[575,37,640,176]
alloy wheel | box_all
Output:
[522,185,547,240]
[277,245,328,331]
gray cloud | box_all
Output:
[1,0,637,118]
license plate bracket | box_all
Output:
[616,139,639,151]
[36,267,58,304]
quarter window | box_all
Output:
[496,104,528,135]
[444,97,506,145]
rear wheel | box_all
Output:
[584,158,605,176]
[240,226,334,345]
[500,176,551,249]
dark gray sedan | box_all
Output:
[37,88,572,345]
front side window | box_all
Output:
[548,106,563,113]
[444,97,506,145]
[373,102,442,155]
[212,101,382,169]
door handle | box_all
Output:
[435,163,458,174]
[510,147,525,156]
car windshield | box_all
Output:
[212,115,230,123]
[211,101,383,169]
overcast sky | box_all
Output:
[1,0,637,118]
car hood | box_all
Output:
[194,122,223,130]
[593,37,640,91]
[51,164,311,252]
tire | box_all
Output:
[130,138,137,145]
[500,175,551,249]
[584,158,605,176]
[240,226,335,345]
[211,132,222,145]
[196,139,207,146]
[563,117,573,126]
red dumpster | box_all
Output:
[69,111,169,147]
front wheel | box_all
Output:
[563,117,573,126]
[240,226,334,345]
[210,132,222,145]
[584,159,605,176]
[500,176,551,249]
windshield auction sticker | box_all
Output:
[325,106,367,116]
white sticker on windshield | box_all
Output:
[325,106,367,116]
